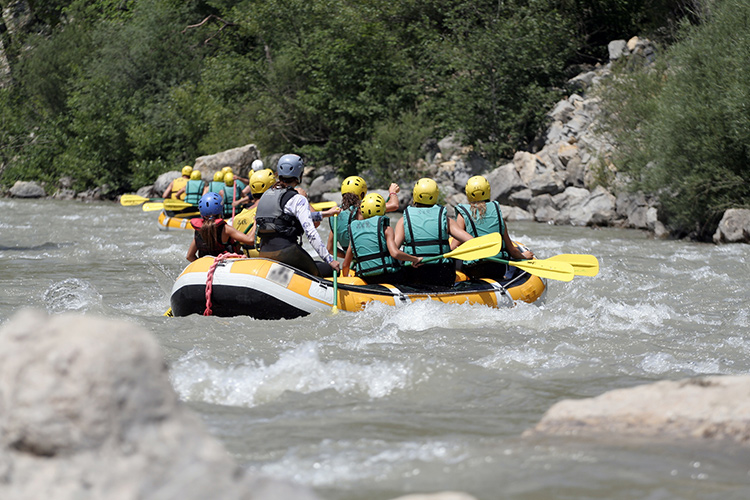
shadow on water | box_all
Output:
[0,242,72,251]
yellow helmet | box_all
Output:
[360,193,386,219]
[465,175,491,202]
[181,165,193,176]
[250,168,276,195]
[213,171,224,182]
[221,166,233,175]
[190,170,202,180]
[341,176,367,200]
[412,178,439,206]
[224,172,235,186]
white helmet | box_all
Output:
[251,159,264,171]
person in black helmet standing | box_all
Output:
[254,154,340,277]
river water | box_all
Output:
[2,198,750,499]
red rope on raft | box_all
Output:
[204,252,245,316]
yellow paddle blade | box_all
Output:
[508,259,574,282]
[233,207,257,234]
[311,201,338,211]
[443,233,503,261]
[142,202,165,212]
[547,254,600,277]
[162,199,196,211]
[120,194,153,206]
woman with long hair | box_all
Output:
[454,175,534,279]
[186,192,256,262]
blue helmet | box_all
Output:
[276,154,304,181]
[198,192,223,218]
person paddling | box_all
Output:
[342,193,422,284]
[162,165,192,200]
[393,178,473,287]
[203,171,226,195]
[254,154,340,277]
[454,175,534,279]
[326,176,401,258]
[175,170,206,206]
[186,193,256,262]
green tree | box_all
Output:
[600,0,750,239]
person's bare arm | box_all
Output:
[448,218,473,244]
[385,227,422,265]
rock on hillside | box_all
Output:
[525,375,750,446]
[303,37,670,236]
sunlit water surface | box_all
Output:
[2,198,750,499]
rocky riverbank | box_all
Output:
[5,37,749,244]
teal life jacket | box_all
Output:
[222,183,240,218]
[455,201,510,264]
[402,205,451,264]
[348,216,400,277]
[184,180,206,205]
[208,181,225,194]
[329,206,356,251]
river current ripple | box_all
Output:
[2,198,750,499]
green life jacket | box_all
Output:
[208,181,225,194]
[329,206,356,250]
[348,216,400,277]
[184,180,206,205]
[222,183,241,218]
[455,201,510,264]
[402,205,451,264]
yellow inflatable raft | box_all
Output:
[170,256,546,319]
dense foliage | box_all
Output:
[599,0,750,240]
[0,0,691,197]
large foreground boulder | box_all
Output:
[525,375,750,446]
[0,309,319,500]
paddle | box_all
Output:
[120,194,163,206]
[405,233,504,266]
[547,254,599,277]
[487,256,574,282]
[331,214,339,314]
[142,202,166,212]
[162,198,198,211]
[231,183,237,224]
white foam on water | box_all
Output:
[588,297,675,334]
[42,278,103,314]
[257,438,469,487]
[170,341,412,407]
[640,352,721,375]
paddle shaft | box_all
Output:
[332,214,339,312]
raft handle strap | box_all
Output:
[204,252,245,316]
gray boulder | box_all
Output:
[568,186,616,226]
[500,205,534,222]
[194,144,260,180]
[485,163,525,205]
[713,208,750,244]
[153,171,181,196]
[307,166,340,202]
[9,180,45,198]
[526,375,750,446]
[608,39,628,60]
[0,309,319,500]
